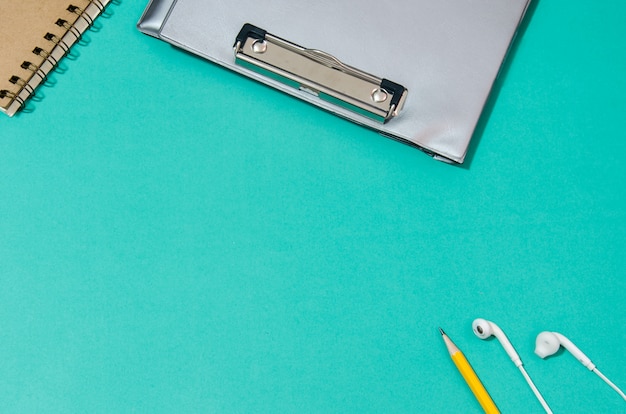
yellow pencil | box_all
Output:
[440,328,500,414]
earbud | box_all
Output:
[472,318,522,367]
[473,319,554,413]
[534,331,595,370]
[535,331,626,401]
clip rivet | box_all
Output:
[251,39,267,54]
[371,88,388,103]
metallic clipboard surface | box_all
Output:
[138,0,532,163]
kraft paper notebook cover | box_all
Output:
[0,0,112,117]
[137,0,532,163]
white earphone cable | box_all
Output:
[518,365,553,414]
[592,368,626,401]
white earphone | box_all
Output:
[535,331,594,368]
[535,331,626,400]
[472,318,522,367]
[472,319,553,414]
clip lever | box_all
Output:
[234,23,407,123]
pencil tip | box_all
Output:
[439,327,445,335]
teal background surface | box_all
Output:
[1,1,625,412]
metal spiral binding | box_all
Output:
[33,47,59,67]
[92,0,105,12]
[0,90,25,108]
[20,61,47,82]
[56,19,82,39]
[43,32,70,54]
[1,1,112,115]
[9,76,35,96]
[67,5,94,26]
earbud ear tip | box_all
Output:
[534,331,560,359]
[471,318,492,339]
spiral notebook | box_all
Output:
[138,0,532,163]
[0,0,112,117]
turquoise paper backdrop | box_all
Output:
[1,1,624,412]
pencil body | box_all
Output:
[441,329,500,414]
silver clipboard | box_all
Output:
[138,0,532,164]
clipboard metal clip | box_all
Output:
[234,23,407,123]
